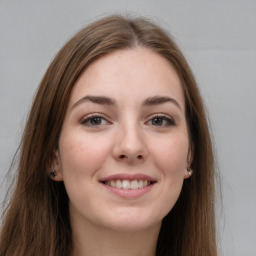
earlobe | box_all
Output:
[49,150,63,181]
[184,167,193,179]
[184,146,193,179]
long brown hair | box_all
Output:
[0,15,218,256]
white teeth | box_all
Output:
[122,180,130,189]
[116,180,122,188]
[138,180,144,188]
[131,180,138,189]
[104,179,152,189]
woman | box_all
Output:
[0,15,218,255]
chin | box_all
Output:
[101,210,163,233]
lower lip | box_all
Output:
[101,183,155,199]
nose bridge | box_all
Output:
[113,116,147,162]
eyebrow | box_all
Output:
[71,95,182,111]
[71,95,116,110]
[143,96,182,110]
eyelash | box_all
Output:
[80,114,110,127]
[80,114,175,127]
[146,114,175,127]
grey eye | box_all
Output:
[152,117,164,126]
[148,116,175,127]
[81,116,109,126]
[89,117,103,125]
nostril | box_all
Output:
[118,154,144,160]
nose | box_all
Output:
[112,124,148,163]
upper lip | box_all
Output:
[99,173,156,182]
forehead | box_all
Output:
[68,47,185,110]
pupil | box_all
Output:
[153,118,163,125]
[91,117,101,125]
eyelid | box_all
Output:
[145,113,176,126]
[80,113,112,126]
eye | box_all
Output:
[80,114,110,127]
[147,115,175,127]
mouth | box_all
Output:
[101,179,155,190]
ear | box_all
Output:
[184,148,193,179]
[184,167,193,179]
[49,150,63,181]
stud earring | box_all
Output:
[187,167,193,176]
[49,169,57,178]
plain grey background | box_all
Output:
[0,1,255,255]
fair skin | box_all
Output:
[52,47,191,256]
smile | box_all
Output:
[100,173,157,198]
[103,179,153,190]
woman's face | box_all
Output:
[53,47,191,233]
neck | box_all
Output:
[71,218,161,256]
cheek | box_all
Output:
[150,135,189,215]
[150,134,189,178]
[58,133,111,179]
